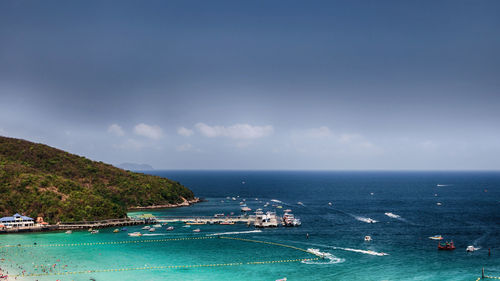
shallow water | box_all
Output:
[1,171,499,280]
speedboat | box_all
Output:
[429,235,443,240]
[384,212,400,219]
[149,228,156,232]
[438,241,455,250]
[142,226,151,230]
[166,226,174,231]
[220,220,234,225]
[186,221,206,225]
[193,228,201,232]
[91,230,99,234]
[182,225,191,228]
[153,224,162,228]
[364,235,372,241]
[297,202,305,206]
[328,202,333,206]
[128,232,142,237]
[65,230,72,234]
[466,246,476,252]
[113,229,120,233]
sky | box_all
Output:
[0,0,499,170]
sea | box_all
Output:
[0,171,499,280]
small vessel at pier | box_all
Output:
[282,210,301,227]
[186,220,206,225]
[128,232,142,237]
[193,228,201,232]
[149,228,156,232]
[166,226,174,231]
[220,220,234,225]
[153,224,161,228]
[91,230,99,234]
[113,229,119,233]
[65,230,72,234]
[254,210,278,228]
[142,226,151,230]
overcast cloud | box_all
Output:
[1,0,499,170]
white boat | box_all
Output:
[328,202,333,206]
[364,235,372,241]
[384,212,400,219]
[297,202,305,206]
[193,228,201,232]
[182,225,191,228]
[436,202,442,206]
[153,224,161,228]
[166,226,174,231]
[149,228,156,232]
[91,230,99,234]
[142,226,151,230]
[466,246,475,252]
[65,230,72,234]
[128,232,142,237]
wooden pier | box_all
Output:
[57,218,146,230]
[155,215,253,224]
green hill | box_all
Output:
[0,136,195,223]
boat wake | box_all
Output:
[207,230,263,236]
[353,215,378,224]
[303,249,344,264]
[141,233,168,236]
[436,184,452,187]
[291,241,389,257]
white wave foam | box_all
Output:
[384,212,400,219]
[270,199,283,203]
[289,241,389,257]
[334,247,388,256]
[436,184,451,187]
[206,230,263,236]
[142,233,168,236]
[354,216,378,223]
[303,249,344,264]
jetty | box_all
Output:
[155,216,251,224]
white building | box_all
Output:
[0,213,35,228]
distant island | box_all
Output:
[0,136,197,224]
[117,162,154,171]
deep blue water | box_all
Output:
[1,171,498,280]
[149,170,500,280]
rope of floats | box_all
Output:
[6,235,322,278]
[0,236,215,248]
[12,257,320,278]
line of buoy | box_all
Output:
[0,236,215,249]
[219,236,320,257]
[13,257,319,277]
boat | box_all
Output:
[438,241,456,250]
[282,211,301,227]
[153,224,162,228]
[466,246,476,252]
[128,232,142,237]
[276,205,283,209]
[276,278,287,281]
[220,220,234,225]
[436,202,442,206]
[65,230,72,234]
[121,227,128,231]
[214,213,225,218]
[182,225,191,228]
[241,206,251,212]
[142,226,151,230]
[193,228,201,232]
[429,235,443,240]
[166,226,174,231]
[113,229,120,233]
[90,230,99,234]
[149,228,156,232]
[297,202,305,206]
[364,235,372,241]
[328,202,333,206]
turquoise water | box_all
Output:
[1,171,499,280]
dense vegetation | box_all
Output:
[0,136,195,223]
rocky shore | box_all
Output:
[128,197,201,210]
